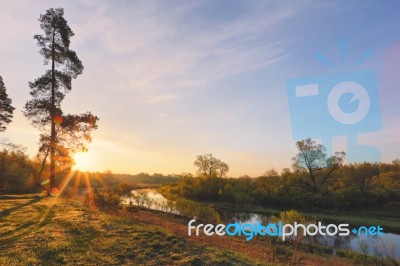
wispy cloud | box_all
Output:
[4,1,397,176]
[71,1,294,104]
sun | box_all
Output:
[72,152,93,171]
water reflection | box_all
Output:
[226,211,400,259]
[122,189,178,214]
[122,189,399,259]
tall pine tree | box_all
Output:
[24,8,99,192]
[0,76,15,132]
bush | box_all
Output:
[130,192,153,209]
[271,210,312,247]
[91,189,121,210]
[60,187,76,199]
[197,204,221,224]
[112,182,138,195]
[174,198,221,223]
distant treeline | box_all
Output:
[2,140,399,212]
[62,171,185,197]
[0,143,184,194]
[52,171,185,196]
[161,161,400,210]
[113,172,185,186]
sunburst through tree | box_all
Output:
[23,8,99,194]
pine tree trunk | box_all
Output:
[50,29,56,192]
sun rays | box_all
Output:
[50,167,111,209]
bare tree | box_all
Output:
[292,138,345,193]
[194,153,229,177]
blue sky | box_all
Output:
[1,0,399,176]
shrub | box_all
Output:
[91,189,121,210]
[271,210,312,247]
[130,192,153,209]
[174,198,221,224]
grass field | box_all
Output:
[0,194,386,265]
[0,195,267,265]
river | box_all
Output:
[124,189,400,259]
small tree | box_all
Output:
[0,141,33,193]
[292,138,345,193]
[271,210,308,247]
[24,8,99,192]
[0,76,15,132]
[194,153,229,177]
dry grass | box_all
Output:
[0,194,362,265]
[0,195,267,265]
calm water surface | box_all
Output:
[125,189,400,259]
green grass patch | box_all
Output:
[0,196,267,265]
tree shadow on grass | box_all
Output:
[36,205,56,227]
[0,197,57,246]
[0,194,42,200]
[0,220,37,238]
[0,196,43,218]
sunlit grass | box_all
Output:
[0,196,267,265]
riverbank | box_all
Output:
[0,194,368,265]
[211,202,400,234]
[0,195,264,265]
